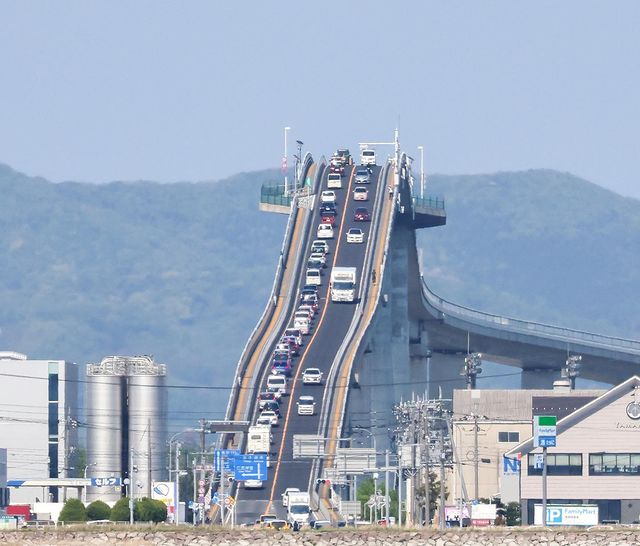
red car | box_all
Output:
[354,207,370,221]
[321,210,337,225]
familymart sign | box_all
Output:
[533,415,557,448]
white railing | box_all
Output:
[224,154,316,422]
[421,280,640,354]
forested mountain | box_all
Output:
[1,164,637,419]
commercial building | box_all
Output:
[0,352,79,504]
[507,376,640,524]
[449,385,605,506]
[86,355,168,503]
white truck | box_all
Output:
[286,491,311,525]
[247,425,271,467]
[330,266,357,303]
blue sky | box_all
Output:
[1,1,639,197]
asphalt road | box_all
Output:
[234,160,383,524]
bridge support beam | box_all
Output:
[521,367,560,389]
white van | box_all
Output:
[360,149,376,166]
[327,173,342,189]
[266,374,287,395]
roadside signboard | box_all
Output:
[533,415,557,448]
[214,449,239,472]
[232,454,267,481]
[91,477,121,487]
[534,504,598,526]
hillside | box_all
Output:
[1,164,638,420]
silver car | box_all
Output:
[355,168,370,184]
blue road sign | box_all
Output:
[214,449,239,472]
[91,477,122,487]
[232,454,268,481]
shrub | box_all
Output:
[135,497,167,523]
[58,498,87,523]
[110,497,131,521]
[86,500,111,521]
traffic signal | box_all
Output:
[315,479,330,486]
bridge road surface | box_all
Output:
[234,163,384,524]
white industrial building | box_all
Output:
[0,352,79,504]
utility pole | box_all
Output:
[174,442,181,525]
[438,434,446,530]
[129,449,135,525]
[147,419,152,498]
[473,414,479,500]
[384,450,390,525]
[192,458,197,525]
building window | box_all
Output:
[589,453,640,475]
[498,431,520,443]
[527,453,582,476]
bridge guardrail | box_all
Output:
[421,279,640,354]
[244,156,328,430]
[224,153,315,423]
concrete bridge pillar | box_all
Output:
[426,352,467,400]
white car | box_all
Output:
[259,410,279,426]
[321,190,336,203]
[297,395,316,416]
[282,487,300,507]
[317,223,334,239]
[353,187,368,201]
[244,479,263,489]
[346,228,364,243]
[306,268,321,286]
[298,304,316,318]
[302,368,323,385]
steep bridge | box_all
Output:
[220,138,640,524]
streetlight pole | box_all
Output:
[417,145,424,199]
[83,463,96,504]
[168,429,196,525]
[284,126,291,195]
[296,139,304,192]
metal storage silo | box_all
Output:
[86,358,125,503]
[127,358,168,499]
